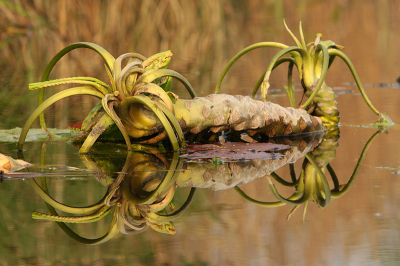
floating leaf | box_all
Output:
[0,128,82,143]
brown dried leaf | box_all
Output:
[0,154,31,173]
[180,142,289,161]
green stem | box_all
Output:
[38,145,119,244]
[267,169,312,206]
[234,187,285,207]
[253,57,297,103]
[289,164,297,183]
[101,94,132,150]
[327,163,340,190]
[39,42,115,132]
[270,172,298,187]
[120,96,181,151]
[18,86,104,151]
[215,42,288,94]
[331,130,380,198]
[113,53,147,85]
[328,49,380,115]
[154,102,186,148]
[254,46,305,101]
[136,69,196,99]
[140,188,196,223]
[286,60,296,108]
[28,177,107,215]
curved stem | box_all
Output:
[253,57,297,103]
[18,86,104,151]
[113,53,147,86]
[300,44,329,110]
[270,172,298,187]
[119,63,144,97]
[48,201,120,245]
[328,55,336,69]
[28,178,108,215]
[154,101,186,148]
[215,42,288,94]
[38,42,115,132]
[136,69,196,99]
[331,130,380,198]
[132,83,175,114]
[120,96,180,150]
[38,145,119,244]
[253,46,304,101]
[289,164,297,183]
[119,200,148,231]
[234,187,285,207]
[327,163,340,190]
[140,188,196,223]
[267,170,312,206]
[138,130,167,144]
[101,94,132,150]
[138,185,176,213]
[117,66,145,100]
[124,153,181,205]
[328,49,379,115]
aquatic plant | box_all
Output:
[17,42,324,153]
[215,20,392,128]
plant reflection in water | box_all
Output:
[25,144,196,244]
[13,128,381,244]
[235,129,381,221]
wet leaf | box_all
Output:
[180,142,289,161]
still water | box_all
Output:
[1,1,400,265]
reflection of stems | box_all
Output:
[330,130,380,198]
[304,154,331,208]
[270,172,299,187]
[37,143,119,245]
[124,152,181,205]
[140,187,196,223]
[234,187,285,207]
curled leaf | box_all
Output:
[0,154,31,173]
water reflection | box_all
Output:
[236,129,381,222]
[28,146,196,242]
[5,128,380,245]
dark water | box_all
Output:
[2,1,400,265]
